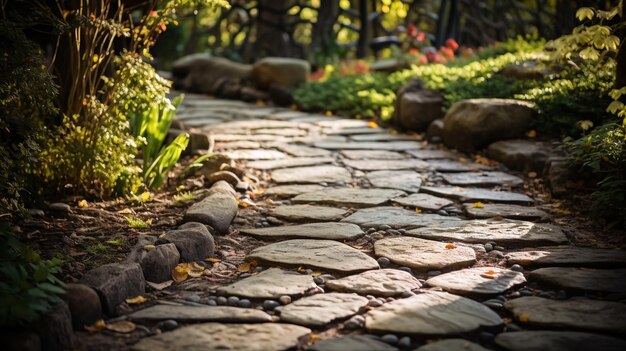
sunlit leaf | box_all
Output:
[105,321,136,333]
[576,7,594,21]
[85,319,106,332]
[472,202,485,208]
[126,295,147,304]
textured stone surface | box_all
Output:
[393,88,443,131]
[313,141,423,151]
[132,323,310,351]
[375,237,476,271]
[407,149,458,159]
[487,139,555,173]
[529,267,626,294]
[442,172,524,187]
[367,170,423,192]
[36,302,74,351]
[342,206,462,229]
[365,292,502,335]
[343,159,430,171]
[241,222,363,240]
[416,339,490,351]
[426,160,489,172]
[157,223,215,261]
[293,188,406,208]
[421,187,534,204]
[271,165,352,184]
[252,57,310,89]
[350,134,422,142]
[183,190,237,233]
[65,283,102,329]
[310,335,398,351]
[407,219,568,247]
[225,149,287,160]
[247,157,334,170]
[506,246,626,268]
[217,268,314,298]
[505,296,626,334]
[81,263,145,315]
[271,205,348,222]
[340,150,405,159]
[274,144,332,157]
[128,305,272,323]
[247,239,379,274]
[264,184,327,197]
[141,243,180,283]
[392,193,453,210]
[495,331,626,351]
[325,269,422,297]
[276,293,368,327]
[464,203,549,220]
[426,267,526,295]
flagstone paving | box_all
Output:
[240,222,364,240]
[366,170,424,192]
[425,267,526,295]
[325,269,422,297]
[374,237,477,271]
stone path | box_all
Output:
[89,96,626,350]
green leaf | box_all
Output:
[38,282,65,295]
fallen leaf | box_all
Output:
[518,313,530,322]
[311,271,322,277]
[205,257,221,263]
[147,280,173,290]
[367,121,379,128]
[256,100,266,107]
[324,110,333,116]
[144,244,156,251]
[237,262,251,273]
[172,264,189,283]
[485,270,496,275]
[117,208,133,215]
[105,321,136,333]
[528,171,537,178]
[445,243,456,249]
[415,208,422,213]
[126,295,147,305]
[480,273,496,279]
[78,199,88,208]
[85,319,106,332]
[472,202,485,208]
[527,130,537,138]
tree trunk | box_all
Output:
[311,0,339,62]
[255,0,296,60]
[616,2,626,89]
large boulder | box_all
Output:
[443,99,537,151]
[251,57,310,90]
[171,54,252,97]
[487,139,556,174]
[394,88,443,131]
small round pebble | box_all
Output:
[216,296,228,305]
[254,266,264,273]
[377,257,391,267]
[508,291,521,298]
[427,270,441,277]
[366,295,376,300]
[371,233,384,240]
[157,319,178,331]
[398,336,411,348]
[227,296,240,306]
[397,228,406,234]
[484,243,494,252]
[400,291,415,298]
[261,221,270,227]
[263,300,280,311]
[185,295,201,303]
[385,297,395,302]
[379,224,391,230]
[520,289,534,296]
[238,299,252,308]
[437,210,448,216]
[482,299,504,310]
[343,315,365,329]
[381,334,399,345]
[313,277,324,285]
[398,266,413,274]
[489,250,504,258]
[367,299,383,307]
[510,264,524,272]
[207,300,217,306]
[278,295,292,305]
[239,273,251,278]
[367,228,377,234]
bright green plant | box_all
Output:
[124,216,152,230]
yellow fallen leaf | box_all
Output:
[144,245,156,251]
[445,243,456,249]
[368,121,379,128]
[256,100,266,107]
[485,270,496,275]
[472,202,485,208]
[238,262,251,273]
[85,319,106,332]
[172,264,189,283]
[126,295,147,305]
[324,110,333,116]
[205,257,221,263]
[105,320,136,333]
[237,200,249,208]
[188,262,205,277]
[518,313,530,322]
[78,199,88,208]
[527,129,537,138]
[291,104,298,110]
[528,171,537,178]
[415,208,422,214]
[311,271,322,277]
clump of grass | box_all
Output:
[86,243,109,255]
[124,216,152,229]
[173,191,195,206]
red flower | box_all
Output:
[433,53,447,63]
[418,55,428,64]
[440,46,454,59]
[407,24,417,37]
[409,48,419,55]
[445,38,459,51]
[416,32,426,41]
[425,51,436,62]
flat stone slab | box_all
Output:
[324,127,386,135]
[271,205,348,222]
[365,292,502,335]
[495,331,626,351]
[271,165,352,184]
[210,119,299,131]
[427,160,489,172]
[276,293,368,327]
[132,323,310,351]
[241,222,364,241]
[81,263,145,316]
[340,150,405,160]
[310,335,398,351]
[293,188,406,208]
[217,268,314,299]
[506,246,626,268]
[426,267,526,295]
[128,305,272,323]
[224,149,287,160]
[442,172,524,187]
[317,119,371,129]
[209,134,288,142]
[264,185,327,197]
[367,171,423,192]
[375,237,476,271]
[343,159,430,171]
[416,339,490,351]
[350,134,421,142]
[407,219,568,247]
[275,144,332,157]
[504,296,626,334]
[254,128,307,137]
[247,239,379,274]
[529,267,626,294]
[247,157,334,170]
[314,141,423,151]
[464,203,549,220]
[325,269,422,297]
[421,187,534,204]
[407,149,459,159]
[341,207,462,229]
[392,193,453,211]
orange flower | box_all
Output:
[445,38,459,51]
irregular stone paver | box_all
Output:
[421,187,534,204]
[293,188,406,208]
[374,237,476,271]
[211,119,299,131]
[416,339,490,351]
[217,268,314,299]
[254,128,307,137]
[340,150,405,159]
[323,127,386,135]
[317,119,371,129]
[426,267,526,295]
[314,141,422,151]
[427,159,489,172]
[128,305,272,323]
[367,170,423,192]
[271,165,352,184]
[310,335,398,351]
[529,267,626,294]
[276,293,368,327]
[495,331,626,351]
[464,203,549,220]
[350,134,421,142]
[506,246,626,268]
[391,193,453,211]
[247,239,379,274]
[504,296,626,334]
[131,323,310,351]
[365,292,502,335]
[224,149,287,160]
[215,141,261,149]
[275,144,332,157]
[271,205,348,222]
[263,184,327,197]
[325,269,422,297]
[247,157,334,170]
[240,222,363,240]
[407,219,568,247]
[209,134,287,142]
[442,171,524,187]
[343,159,430,171]
[341,206,462,229]
[406,149,459,159]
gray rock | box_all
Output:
[310,335,398,351]
[252,57,310,89]
[529,267,626,294]
[263,184,327,197]
[343,159,430,171]
[426,267,526,295]
[505,296,626,333]
[64,283,102,329]
[543,156,574,196]
[157,223,215,262]
[48,202,71,213]
[270,205,348,222]
[247,239,379,274]
[442,172,524,187]
[171,55,251,96]
[183,185,237,233]
[341,150,405,160]
[487,139,555,174]
[247,157,334,170]
[313,141,423,151]
[367,170,423,192]
[426,159,489,172]
[275,293,368,327]
[393,88,443,131]
[128,305,272,323]
[217,268,314,299]
[35,302,74,351]
[350,134,422,142]
[426,118,445,141]
[241,222,363,240]
[141,243,180,283]
[81,262,145,316]
[421,186,534,204]
[326,269,422,297]
[274,144,332,157]
[225,149,287,160]
[157,319,179,331]
[406,149,458,160]
[263,300,280,311]
[416,339,490,351]
[391,193,453,211]
[131,323,310,351]
[374,237,476,271]
[495,331,626,351]
[293,189,406,208]
[271,165,352,184]
[505,246,626,268]
[464,203,549,220]
[341,206,461,229]
[443,99,537,151]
